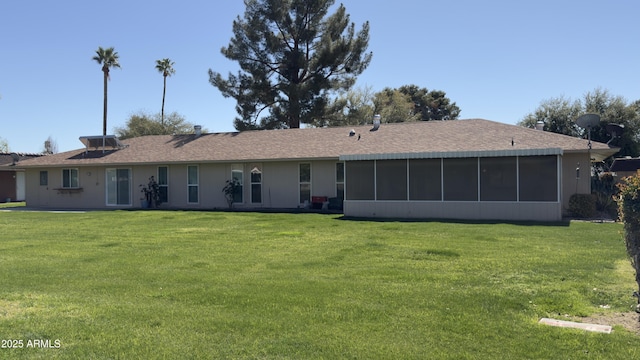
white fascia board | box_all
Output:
[339,148,564,161]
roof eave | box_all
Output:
[564,147,620,162]
[339,148,564,161]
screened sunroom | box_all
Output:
[340,148,576,221]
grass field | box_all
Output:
[0,202,25,209]
[0,210,638,359]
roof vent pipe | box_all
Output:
[194,125,202,137]
[371,114,381,131]
[535,121,545,131]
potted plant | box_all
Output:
[140,176,162,208]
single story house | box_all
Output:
[0,152,45,202]
[16,119,618,221]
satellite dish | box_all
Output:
[575,113,600,150]
[10,153,19,165]
[576,113,601,129]
[606,123,624,145]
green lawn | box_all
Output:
[0,202,25,209]
[0,211,637,359]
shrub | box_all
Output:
[222,179,242,209]
[140,176,162,208]
[568,193,596,218]
[615,175,640,312]
[591,173,618,218]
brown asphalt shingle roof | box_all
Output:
[16,119,617,167]
[0,153,45,168]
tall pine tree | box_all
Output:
[209,0,372,130]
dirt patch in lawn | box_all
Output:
[578,312,640,335]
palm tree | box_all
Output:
[92,47,121,136]
[155,58,175,126]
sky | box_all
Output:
[1,0,639,153]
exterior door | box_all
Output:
[16,172,26,201]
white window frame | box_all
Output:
[158,166,169,204]
[62,168,79,188]
[231,164,244,204]
[39,171,48,186]
[105,168,132,206]
[187,165,199,204]
[299,163,311,204]
[250,163,262,204]
[336,162,344,199]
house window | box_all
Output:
[376,160,408,200]
[299,163,311,204]
[443,158,478,201]
[480,157,517,201]
[336,162,344,200]
[250,164,262,204]
[62,169,79,188]
[409,159,442,201]
[106,169,131,205]
[187,165,199,204]
[158,166,168,203]
[345,161,374,200]
[519,156,558,202]
[39,171,48,186]
[232,165,244,203]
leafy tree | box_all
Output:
[42,136,58,154]
[519,96,582,136]
[209,0,372,130]
[155,58,176,126]
[317,86,375,127]
[319,85,460,127]
[584,89,640,158]
[114,112,200,140]
[92,47,121,136]
[519,89,640,158]
[373,88,420,123]
[0,137,8,152]
[397,85,461,121]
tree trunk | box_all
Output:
[635,254,640,314]
[287,86,301,128]
[161,75,167,127]
[103,69,108,136]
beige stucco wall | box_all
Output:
[231,160,340,209]
[23,154,583,221]
[560,152,591,215]
[343,201,562,221]
[25,167,107,209]
[24,160,343,210]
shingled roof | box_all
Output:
[0,152,45,168]
[16,119,618,168]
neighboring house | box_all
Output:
[610,157,640,179]
[16,119,618,221]
[0,152,45,202]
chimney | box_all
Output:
[535,121,545,131]
[194,125,202,137]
